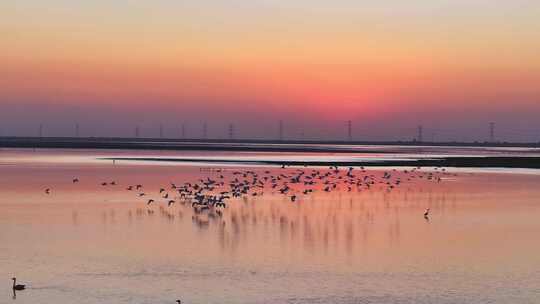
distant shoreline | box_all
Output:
[1,136,539,154]
[101,156,540,169]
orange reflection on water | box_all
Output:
[1,150,540,303]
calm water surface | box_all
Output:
[1,149,540,303]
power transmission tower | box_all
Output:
[347,120,352,141]
[279,120,284,141]
[202,122,208,140]
[417,125,423,142]
[228,123,234,140]
[489,122,495,142]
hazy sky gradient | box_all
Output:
[1,1,540,141]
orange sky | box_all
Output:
[1,1,540,140]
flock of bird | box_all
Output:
[44,164,453,222]
[28,164,456,302]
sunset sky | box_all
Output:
[1,1,540,141]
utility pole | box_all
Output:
[159,124,164,138]
[489,122,495,142]
[135,125,140,138]
[181,123,186,139]
[75,123,80,137]
[279,120,284,141]
[417,125,423,143]
[347,120,352,141]
[39,123,43,138]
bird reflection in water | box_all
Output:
[62,166,452,256]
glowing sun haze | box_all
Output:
[1,0,540,141]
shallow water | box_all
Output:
[1,149,540,303]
